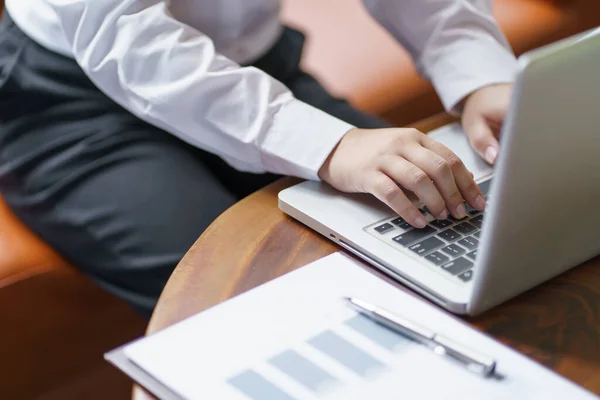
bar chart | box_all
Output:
[227,314,410,399]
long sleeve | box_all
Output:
[44,0,354,180]
[363,0,519,112]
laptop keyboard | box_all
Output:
[364,179,492,284]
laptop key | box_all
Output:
[474,231,481,238]
[409,237,444,255]
[457,237,479,250]
[441,257,474,275]
[429,219,453,229]
[437,229,461,242]
[448,215,468,223]
[425,251,450,266]
[390,217,405,225]
[374,223,394,234]
[465,202,479,215]
[398,221,412,229]
[470,215,484,229]
[391,217,412,230]
[392,226,436,246]
[441,244,466,257]
[454,222,477,235]
[466,250,478,260]
[458,269,474,282]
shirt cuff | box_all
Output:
[424,37,519,114]
[259,100,355,181]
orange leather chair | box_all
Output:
[1,1,599,399]
[1,5,145,400]
[281,0,600,126]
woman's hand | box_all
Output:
[461,83,513,165]
[318,127,486,228]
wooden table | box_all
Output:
[136,114,600,399]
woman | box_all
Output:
[0,0,515,317]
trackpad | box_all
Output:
[427,123,494,182]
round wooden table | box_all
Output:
[136,114,600,399]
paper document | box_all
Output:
[121,253,596,400]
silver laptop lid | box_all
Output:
[469,28,600,314]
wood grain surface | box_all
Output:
[135,113,600,398]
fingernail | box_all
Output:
[455,203,466,219]
[484,146,498,164]
[437,209,449,220]
[475,195,486,210]
[415,216,427,228]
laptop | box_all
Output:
[278,28,600,316]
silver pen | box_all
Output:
[344,296,497,377]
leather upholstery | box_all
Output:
[0,7,146,399]
[281,0,600,126]
[0,268,146,399]
[0,196,65,287]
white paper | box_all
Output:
[124,253,596,400]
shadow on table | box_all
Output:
[467,256,600,377]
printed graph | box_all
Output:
[227,314,410,399]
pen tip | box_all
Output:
[343,296,352,302]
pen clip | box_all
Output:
[432,335,497,377]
